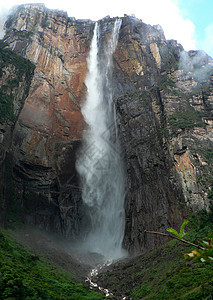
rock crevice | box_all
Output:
[0,4,212,254]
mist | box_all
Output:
[179,49,213,83]
[0,7,9,39]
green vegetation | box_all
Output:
[208,187,213,201]
[98,237,213,299]
[163,219,213,262]
[168,108,208,131]
[12,30,33,39]
[167,220,189,239]
[190,81,211,96]
[191,147,213,203]
[133,257,213,299]
[139,90,150,102]
[186,205,213,241]
[159,78,176,90]
[150,75,213,134]
[156,77,187,98]
[97,207,213,299]
[198,148,213,163]
[192,146,213,198]
[150,78,182,97]
[184,235,213,262]
[0,40,35,123]
[133,207,213,299]
[0,229,105,299]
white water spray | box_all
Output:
[76,19,126,261]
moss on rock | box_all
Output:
[0,40,35,123]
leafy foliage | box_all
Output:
[184,207,213,263]
[187,204,213,241]
[167,214,213,263]
[131,211,213,299]
[184,235,213,262]
[0,230,105,299]
[167,220,189,239]
[180,220,189,238]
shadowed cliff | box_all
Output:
[0,4,212,255]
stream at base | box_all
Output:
[86,261,113,297]
[85,258,127,299]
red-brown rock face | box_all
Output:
[1,4,95,235]
[5,4,94,168]
[1,5,213,254]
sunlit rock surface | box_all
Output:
[0,4,212,254]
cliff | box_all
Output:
[112,18,213,252]
[0,41,35,226]
[0,4,212,254]
[1,4,93,236]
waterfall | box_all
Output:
[76,19,126,261]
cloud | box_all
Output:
[0,7,9,39]
[200,23,213,58]
[48,0,197,51]
[0,0,196,51]
[130,0,196,51]
[179,49,213,82]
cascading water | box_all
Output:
[76,19,126,261]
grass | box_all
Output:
[0,229,105,299]
[133,207,213,299]
[150,262,213,299]
[130,236,213,299]
[97,207,213,299]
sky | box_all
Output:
[0,0,212,57]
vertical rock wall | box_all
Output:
[2,4,94,234]
[0,44,35,226]
[1,5,212,254]
[112,18,213,254]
